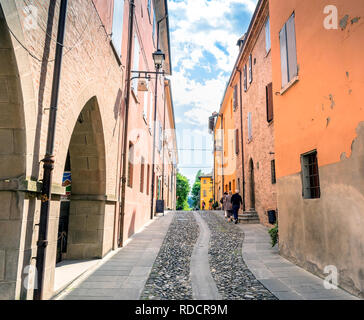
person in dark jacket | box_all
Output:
[231,189,243,224]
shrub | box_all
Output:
[268,223,279,247]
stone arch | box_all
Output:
[249,158,255,209]
[0,5,29,300]
[58,96,107,261]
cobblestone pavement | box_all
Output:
[201,211,277,300]
[140,212,199,300]
[140,211,275,300]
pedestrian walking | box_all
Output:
[226,191,233,222]
[231,189,243,224]
[202,200,206,210]
[220,192,228,217]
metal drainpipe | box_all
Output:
[238,69,246,211]
[33,0,68,300]
[150,16,166,219]
[118,0,135,247]
[161,87,166,203]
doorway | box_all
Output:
[249,158,255,209]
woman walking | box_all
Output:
[226,191,233,222]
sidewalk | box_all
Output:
[239,223,359,300]
[55,213,174,300]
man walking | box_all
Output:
[231,189,243,224]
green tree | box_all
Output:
[191,170,202,209]
[176,173,190,210]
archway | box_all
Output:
[0,7,27,299]
[249,158,255,209]
[56,97,106,262]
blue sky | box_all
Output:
[168,0,258,186]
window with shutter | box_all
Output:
[266,82,273,122]
[279,25,288,87]
[247,112,252,141]
[111,0,124,57]
[146,164,150,195]
[271,159,276,184]
[158,121,163,152]
[286,13,298,81]
[152,11,157,47]
[143,91,148,121]
[233,85,238,111]
[235,129,239,154]
[265,16,271,53]
[132,34,140,91]
[140,157,145,193]
[128,142,134,188]
[149,90,153,130]
[249,54,253,84]
[244,65,247,92]
[279,13,297,88]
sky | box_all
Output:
[168,0,258,187]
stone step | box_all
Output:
[238,211,260,224]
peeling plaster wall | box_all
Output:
[278,122,364,297]
[270,0,364,298]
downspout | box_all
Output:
[118,0,135,247]
[238,69,246,211]
[150,15,166,219]
[161,85,166,202]
[34,0,68,300]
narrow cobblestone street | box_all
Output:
[55,211,358,301]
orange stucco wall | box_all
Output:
[214,88,237,201]
[270,0,364,178]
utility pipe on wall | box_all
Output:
[34,0,68,300]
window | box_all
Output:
[271,159,276,184]
[247,112,252,141]
[146,164,150,195]
[111,0,124,57]
[235,129,239,154]
[152,11,157,47]
[203,190,207,197]
[243,64,247,92]
[132,33,140,91]
[266,82,273,122]
[233,85,238,111]
[158,121,163,152]
[149,91,154,130]
[147,0,151,18]
[229,182,231,191]
[265,16,271,53]
[301,151,320,199]
[128,142,134,188]
[204,180,207,184]
[140,157,145,193]
[279,13,298,87]
[143,91,148,121]
[249,54,253,84]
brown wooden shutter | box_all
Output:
[266,82,273,122]
[235,129,239,154]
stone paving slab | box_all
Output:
[190,212,222,300]
[55,213,174,300]
[238,221,360,300]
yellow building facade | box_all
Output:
[199,175,213,210]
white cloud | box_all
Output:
[169,0,258,126]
